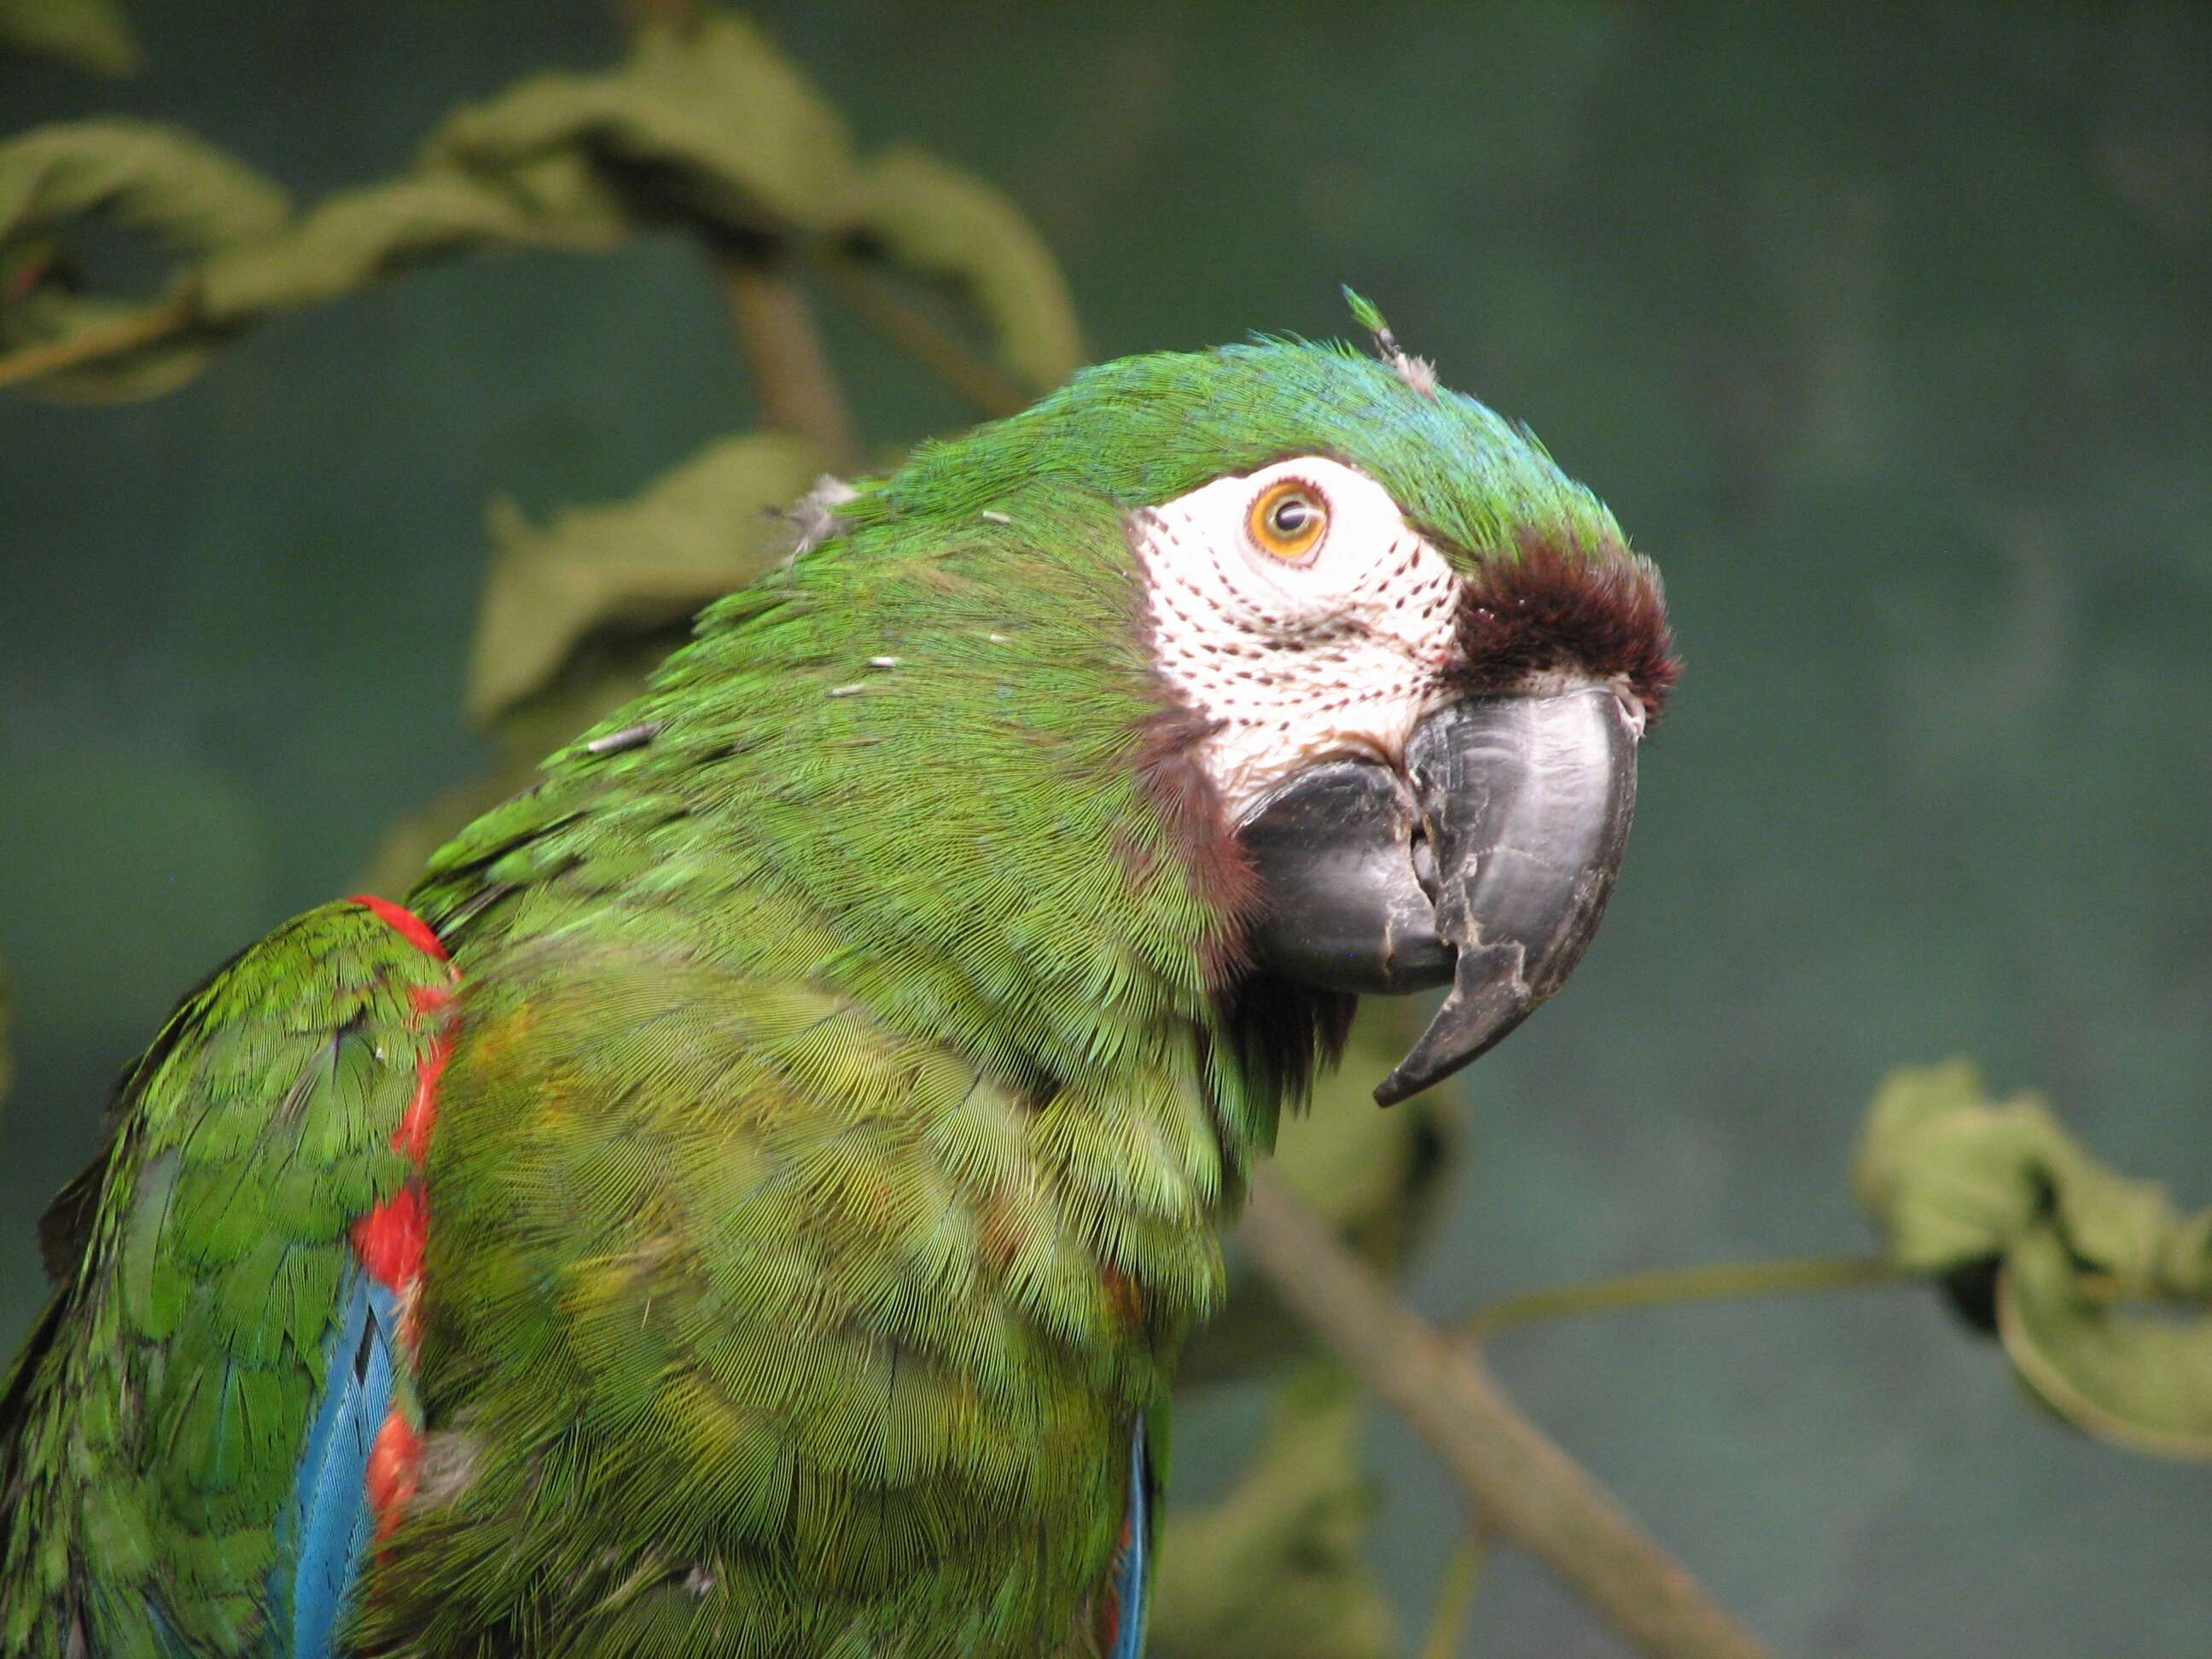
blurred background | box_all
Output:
[3,4,2209,1653]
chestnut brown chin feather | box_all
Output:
[1129,698,1260,983]
[1452,529,1679,718]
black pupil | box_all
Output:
[1271,495,1313,535]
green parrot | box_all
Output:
[0,319,1674,1656]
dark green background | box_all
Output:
[4,4,2209,1652]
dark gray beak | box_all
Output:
[1237,684,1639,1105]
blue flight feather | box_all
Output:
[1109,1416,1150,1659]
[274,1269,399,1657]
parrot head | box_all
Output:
[833,300,1677,1107]
[1142,446,1670,1105]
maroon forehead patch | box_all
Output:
[1451,529,1679,717]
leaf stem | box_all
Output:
[607,0,860,469]
[1460,1254,1907,1343]
[0,300,195,393]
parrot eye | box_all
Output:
[1246,480,1330,563]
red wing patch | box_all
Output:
[346,896,460,1540]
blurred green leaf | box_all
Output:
[428,11,860,236]
[0,119,288,259]
[0,119,288,398]
[0,0,142,78]
[1853,1058,2064,1272]
[160,16,853,329]
[197,16,846,326]
[469,430,828,725]
[1150,1365,1395,1659]
[1855,1059,2212,1458]
[3,10,1079,409]
[196,171,609,325]
[2000,1224,2212,1460]
[853,145,1083,392]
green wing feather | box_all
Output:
[0,900,454,1656]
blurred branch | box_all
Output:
[713,244,856,468]
[1459,1253,1905,1344]
[1238,1172,1771,1659]
[0,238,1026,428]
[0,240,1019,433]
[608,0,858,469]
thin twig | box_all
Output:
[715,246,859,471]
[0,300,195,393]
[609,0,855,466]
[1237,1172,1772,1659]
[1418,1527,1491,1659]
[807,251,1031,419]
[1460,1254,1906,1343]
[608,0,861,469]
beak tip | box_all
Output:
[1370,1000,1529,1107]
[1371,1072,1417,1109]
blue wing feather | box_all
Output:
[275,1270,400,1657]
[1108,1415,1152,1659]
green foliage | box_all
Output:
[1856,1060,2212,1458]
[0,0,141,78]
[0,9,1080,405]
[469,431,831,726]
[852,143,1080,393]
[0,119,288,398]
[0,119,287,251]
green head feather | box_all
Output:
[845,333,1627,577]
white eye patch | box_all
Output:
[1133,456,1464,815]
